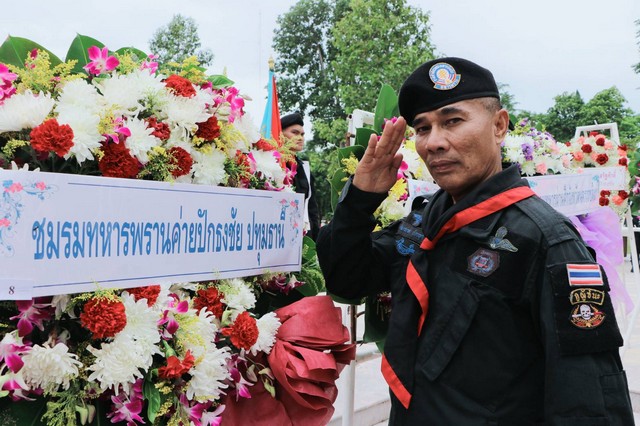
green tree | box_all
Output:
[149,14,214,67]
[498,83,517,113]
[331,0,436,113]
[579,87,633,127]
[272,0,349,123]
[541,91,585,142]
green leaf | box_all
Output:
[0,35,62,69]
[337,145,364,162]
[143,379,161,423]
[116,47,148,61]
[207,74,234,89]
[65,34,106,75]
[373,84,399,133]
[355,127,377,148]
[329,168,348,211]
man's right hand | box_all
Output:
[353,116,407,194]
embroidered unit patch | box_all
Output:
[428,62,461,90]
[566,264,604,286]
[568,284,607,329]
[467,248,499,277]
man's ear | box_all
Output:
[494,109,510,142]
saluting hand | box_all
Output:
[353,116,406,194]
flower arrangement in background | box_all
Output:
[501,118,572,176]
[0,35,352,426]
[566,131,630,216]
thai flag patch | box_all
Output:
[566,264,604,286]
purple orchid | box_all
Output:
[10,298,54,337]
[107,379,144,425]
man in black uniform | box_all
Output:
[316,57,634,424]
[281,112,321,240]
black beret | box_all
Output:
[280,113,304,129]
[399,57,502,125]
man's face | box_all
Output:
[282,124,305,152]
[413,98,508,202]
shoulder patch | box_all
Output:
[548,262,622,355]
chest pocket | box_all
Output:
[415,268,541,410]
[394,211,425,257]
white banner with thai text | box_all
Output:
[0,170,304,300]
[408,167,628,217]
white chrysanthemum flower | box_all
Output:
[95,72,146,116]
[250,149,286,188]
[378,196,410,222]
[58,109,102,164]
[520,162,536,176]
[162,93,209,134]
[178,308,219,359]
[219,278,256,311]
[10,161,39,172]
[21,343,81,392]
[191,149,228,186]
[186,346,231,401]
[87,335,148,391]
[0,91,55,132]
[125,117,161,163]
[120,293,162,349]
[56,79,103,114]
[249,312,281,356]
[232,113,259,150]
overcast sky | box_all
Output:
[2,0,639,128]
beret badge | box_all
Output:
[428,62,461,91]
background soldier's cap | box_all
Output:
[399,57,509,127]
[280,112,304,129]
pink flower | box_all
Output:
[573,151,584,162]
[0,333,29,373]
[0,63,17,103]
[140,54,158,75]
[179,394,225,426]
[9,298,54,337]
[5,183,23,193]
[158,295,189,339]
[108,379,144,425]
[397,160,408,179]
[35,182,46,190]
[612,195,624,206]
[0,218,10,227]
[83,46,119,76]
[535,163,547,175]
[104,117,131,144]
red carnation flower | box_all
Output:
[589,131,599,137]
[600,190,611,196]
[619,190,629,200]
[255,138,276,151]
[595,135,606,146]
[619,145,628,151]
[193,287,225,319]
[595,153,609,165]
[146,117,171,141]
[164,74,196,98]
[127,285,161,307]
[158,350,195,379]
[80,297,127,339]
[99,142,142,178]
[599,196,610,206]
[195,116,221,141]
[581,144,593,154]
[222,311,259,350]
[30,118,74,157]
[167,146,193,178]
[619,157,629,167]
